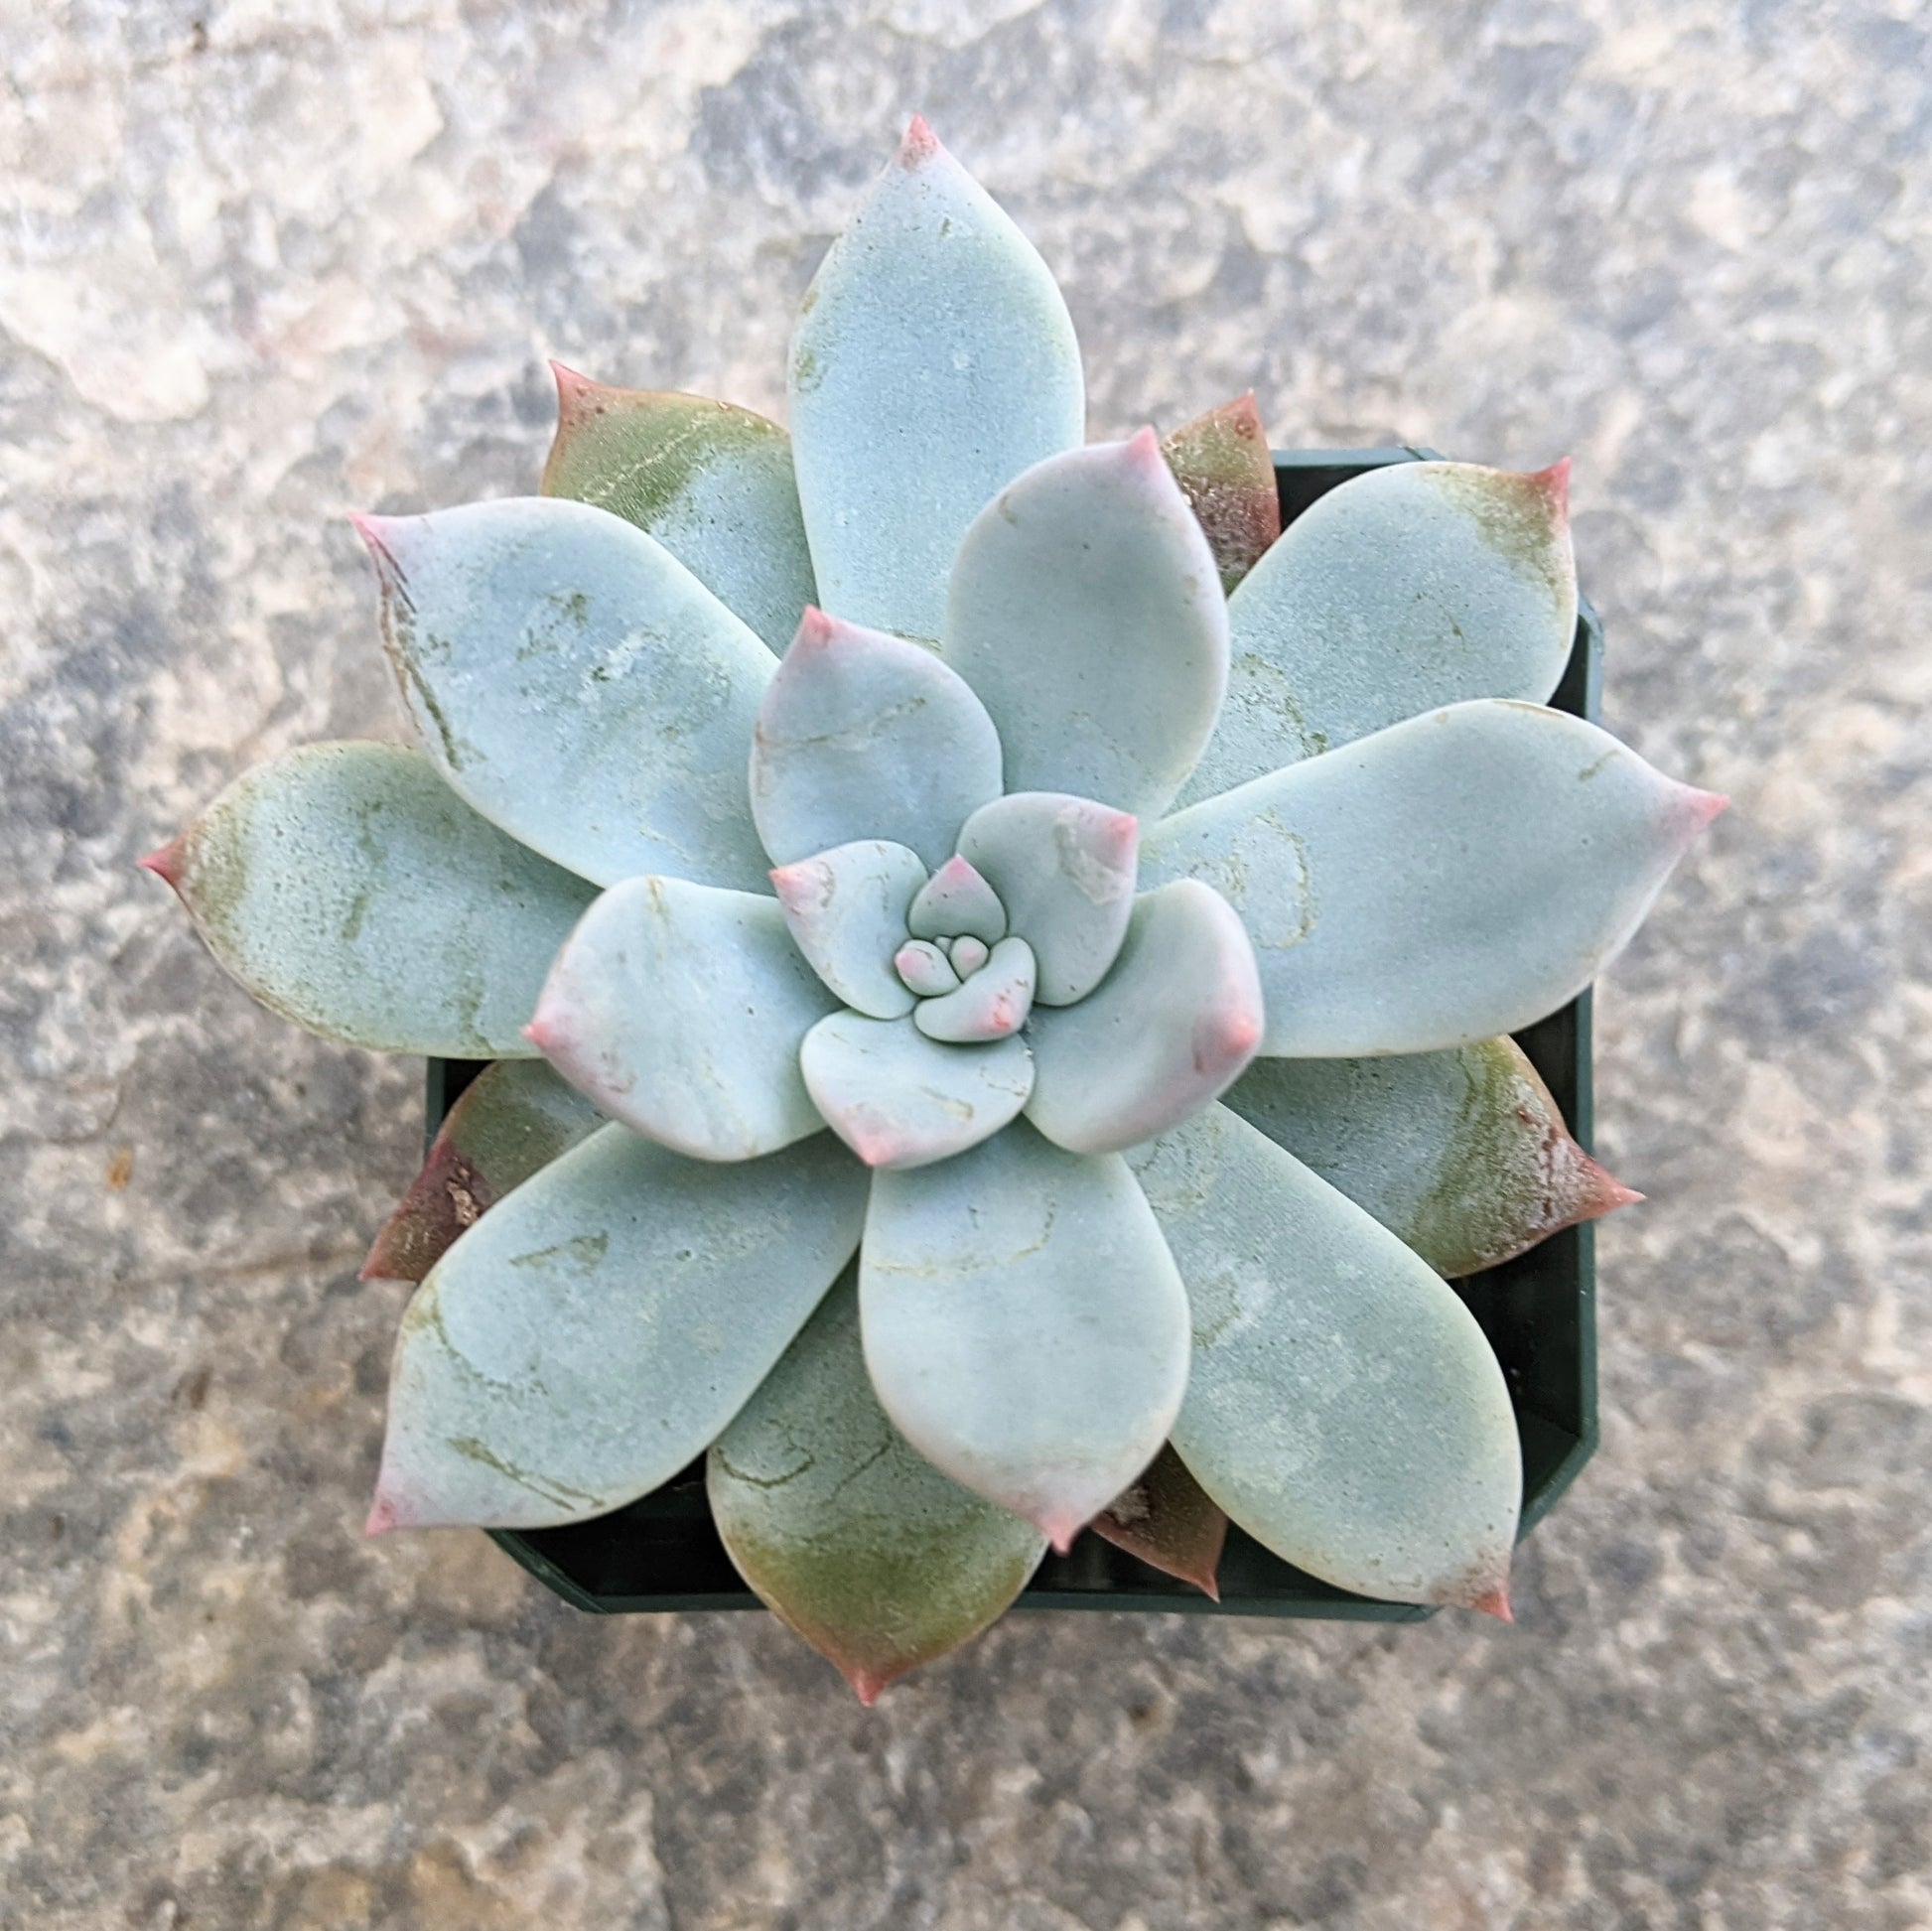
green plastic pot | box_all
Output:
[423,447,1602,1620]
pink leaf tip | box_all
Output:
[846,1666,890,1706]
[1578,1152,1644,1216]
[1124,425,1165,470]
[1472,1584,1513,1623]
[549,359,601,427]
[898,114,940,167]
[136,835,187,889]
[790,605,838,653]
[1683,787,1729,828]
[1035,1509,1088,1556]
[363,1490,403,1538]
[1530,457,1572,515]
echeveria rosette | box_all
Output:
[139,117,1725,1701]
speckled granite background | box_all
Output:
[4,1,1928,1925]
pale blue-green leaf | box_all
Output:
[788,120,1084,641]
[1129,1104,1521,1608]
[1181,459,1577,800]
[801,1011,1033,1169]
[372,1126,866,1530]
[955,792,1137,1006]
[362,1059,606,1284]
[1027,882,1262,1155]
[905,855,1007,944]
[1225,1039,1639,1278]
[943,433,1229,818]
[541,370,817,654]
[529,877,838,1161]
[771,839,928,1020]
[1143,700,1724,1056]
[709,1269,1045,1704]
[861,1120,1189,1548]
[750,608,1004,873]
[144,742,595,1056]
[353,495,775,890]
[893,939,960,997]
[911,935,1036,1042]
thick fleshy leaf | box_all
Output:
[1143,700,1725,1057]
[911,934,1036,1042]
[860,1121,1189,1548]
[1091,1443,1228,1599]
[1129,1105,1521,1610]
[905,855,1007,944]
[527,877,838,1161]
[352,496,775,890]
[139,742,595,1056]
[1027,882,1262,1154]
[1162,392,1282,595]
[788,118,1084,641]
[541,370,816,654]
[943,432,1230,818]
[750,608,1004,873]
[371,1126,867,1531]
[1182,459,1578,800]
[361,1060,605,1284]
[770,839,927,1020]
[954,792,1137,1006]
[894,939,960,997]
[1226,1039,1640,1278]
[800,1012,1033,1170]
[710,1269,1046,1703]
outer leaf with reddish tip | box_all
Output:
[528,877,838,1162]
[788,117,1084,641]
[1183,459,1578,800]
[1129,1105,1521,1609]
[801,1012,1033,1170]
[1092,1443,1227,1599]
[770,839,927,1020]
[1143,700,1725,1058]
[860,1121,1189,1548]
[354,496,775,891]
[541,371,816,653]
[1226,1037,1640,1278]
[911,934,1036,1042]
[944,434,1229,818]
[709,1269,1046,1704]
[750,609,1004,874]
[1162,392,1282,595]
[1026,882,1262,1155]
[362,1060,605,1284]
[372,1125,867,1531]
[955,792,1137,1006]
[142,742,595,1056]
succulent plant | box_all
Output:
[143,119,1721,1701]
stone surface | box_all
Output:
[2,2,1928,1925]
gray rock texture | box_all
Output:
[4,1,1929,1925]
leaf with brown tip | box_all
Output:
[709,1268,1046,1705]
[1091,1444,1227,1599]
[1162,392,1282,594]
[361,1060,605,1284]
[542,371,817,653]
[1224,1038,1640,1277]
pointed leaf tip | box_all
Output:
[1473,1584,1514,1623]
[546,360,610,438]
[849,1668,888,1706]
[364,1490,402,1537]
[1681,786,1729,830]
[899,114,940,166]
[136,836,186,888]
[1534,457,1572,515]
[1579,1152,1644,1216]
